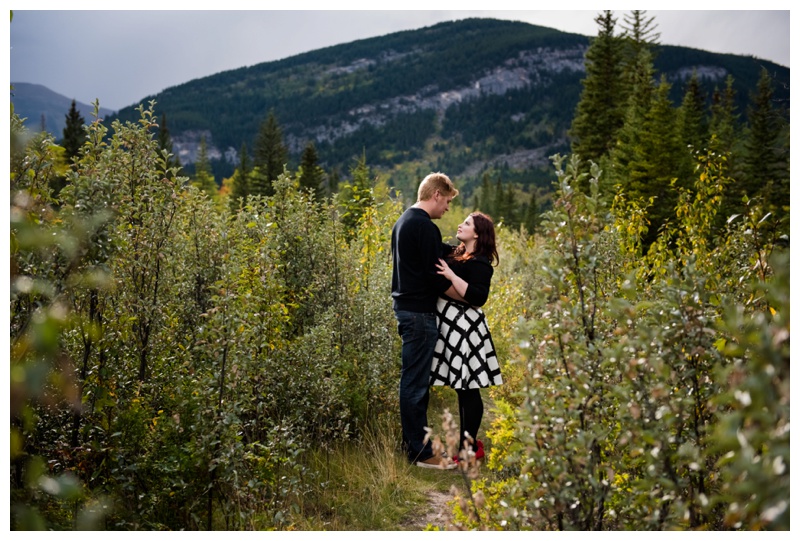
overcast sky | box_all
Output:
[6,5,793,112]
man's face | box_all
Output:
[431,190,454,219]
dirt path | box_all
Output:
[401,489,453,530]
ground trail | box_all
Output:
[402,489,452,530]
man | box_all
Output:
[391,172,458,469]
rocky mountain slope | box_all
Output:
[14,17,790,199]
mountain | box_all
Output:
[10,82,115,138]
[79,19,800,200]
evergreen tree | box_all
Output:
[192,135,217,195]
[252,110,288,196]
[606,46,656,196]
[569,11,627,174]
[709,76,743,221]
[639,77,685,246]
[709,75,740,157]
[742,68,788,213]
[643,76,686,195]
[492,176,505,221]
[57,99,85,196]
[327,166,341,196]
[503,181,519,228]
[298,141,325,198]
[157,113,181,178]
[523,190,539,234]
[230,142,251,210]
[677,70,709,153]
[475,172,493,212]
[610,72,684,249]
[62,99,85,165]
[238,141,252,178]
[620,9,661,74]
[337,151,374,236]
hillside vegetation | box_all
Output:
[108,17,788,200]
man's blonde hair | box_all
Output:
[417,172,458,201]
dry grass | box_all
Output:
[287,421,455,530]
[282,387,498,530]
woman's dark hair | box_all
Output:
[452,212,499,265]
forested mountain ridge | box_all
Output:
[107,17,789,199]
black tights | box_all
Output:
[456,388,483,452]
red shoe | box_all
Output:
[476,439,485,460]
[454,440,485,463]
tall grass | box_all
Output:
[273,386,496,530]
[285,419,448,530]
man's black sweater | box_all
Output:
[391,207,452,312]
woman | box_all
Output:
[431,211,502,463]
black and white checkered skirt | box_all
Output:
[430,297,503,389]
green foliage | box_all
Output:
[677,71,709,152]
[10,101,412,530]
[572,12,788,254]
[192,135,217,194]
[741,68,790,216]
[336,152,376,237]
[711,252,789,530]
[252,110,288,197]
[460,151,789,531]
[569,11,627,167]
[298,140,325,197]
[156,112,181,177]
[61,100,85,165]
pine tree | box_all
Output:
[230,142,251,210]
[709,75,740,156]
[620,9,661,74]
[57,99,85,196]
[503,181,519,228]
[327,166,341,196]
[298,141,325,198]
[610,72,684,249]
[742,68,788,213]
[337,151,374,236]
[492,176,505,221]
[569,11,627,173]
[157,113,181,178]
[62,99,85,165]
[252,110,288,196]
[523,190,539,234]
[643,76,686,196]
[606,46,656,195]
[238,141,251,178]
[475,172,493,213]
[677,70,709,153]
[192,135,217,195]
[709,76,743,221]
[641,77,685,246]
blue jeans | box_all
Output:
[395,309,438,463]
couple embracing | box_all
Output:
[391,172,503,469]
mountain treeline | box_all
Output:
[106,17,787,201]
[10,10,789,531]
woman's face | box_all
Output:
[456,216,478,243]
